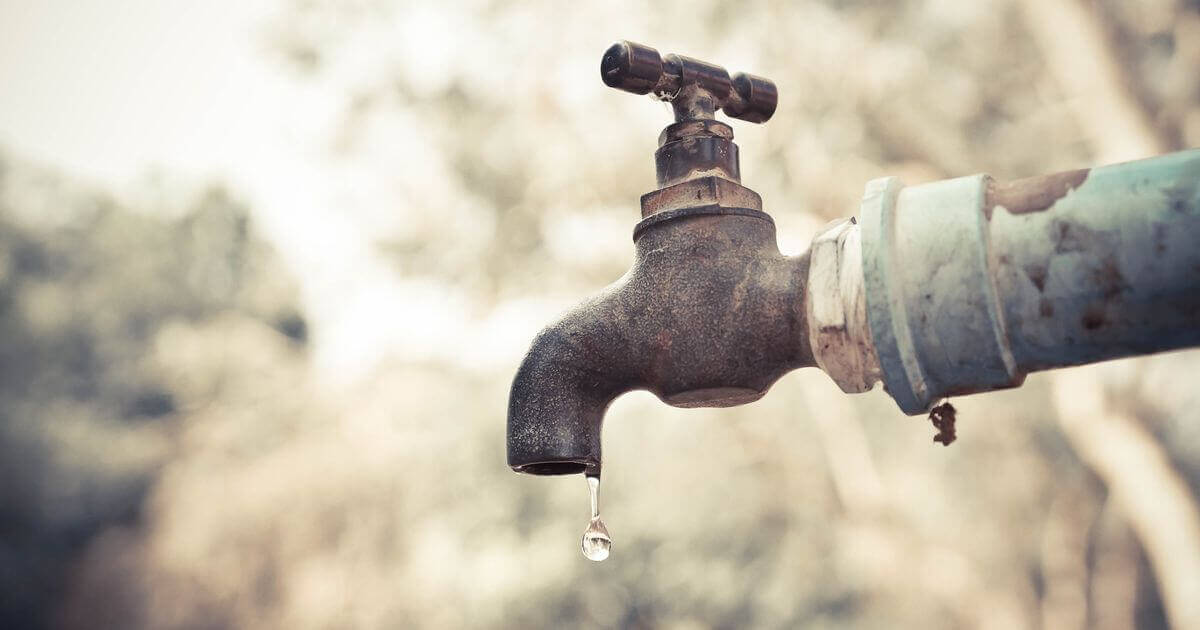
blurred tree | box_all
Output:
[0,152,305,629]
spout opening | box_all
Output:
[513,461,591,476]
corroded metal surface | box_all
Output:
[510,39,1200,470]
[508,213,812,475]
[639,176,762,218]
[655,131,740,187]
[859,149,1200,414]
[651,118,746,192]
[985,167,1090,218]
[806,217,880,393]
[509,42,796,475]
[989,150,1200,373]
[861,174,1020,413]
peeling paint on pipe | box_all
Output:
[852,149,1200,414]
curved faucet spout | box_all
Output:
[506,289,637,476]
[507,212,814,475]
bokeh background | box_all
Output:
[1,0,1199,628]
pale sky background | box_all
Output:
[0,0,571,386]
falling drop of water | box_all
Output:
[581,473,611,561]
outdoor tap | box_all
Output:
[507,41,809,475]
[508,40,1200,477]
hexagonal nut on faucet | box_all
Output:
[639,176,763,218]
[806,217,880,393]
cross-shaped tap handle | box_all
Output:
[600,40,777,124]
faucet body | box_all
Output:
[510,52,810,472]
[507,205,811,475]
[509,43,804,474]
[507,40,1200,476]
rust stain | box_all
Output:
[986,167,1090,220]
[1094,257,1130,301]
[1079,258,1128,331]
[1050,220,1101,254]
[1082,306,1107,330]
[1025,263,1048,292]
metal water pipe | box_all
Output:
[813,150,1200,412]
[507,41,1200,475]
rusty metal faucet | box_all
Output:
[508,41,1200,476]
[507,41,809,475]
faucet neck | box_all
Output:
[639,119,762,227]
[654,119,739,188]
[668,83,719,122]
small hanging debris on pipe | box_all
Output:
[928,401,957,446]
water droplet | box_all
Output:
[582,518,611,561]
[581,473,611,562]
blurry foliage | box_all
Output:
[0,153,305,628]
[259,0,1200,305]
